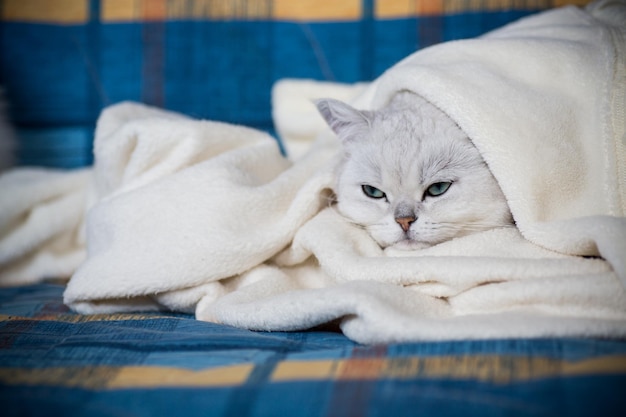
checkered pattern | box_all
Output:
[1,283,625,416]
[0,0,592,168]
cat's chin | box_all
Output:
[387,239,432,251]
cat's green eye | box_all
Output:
[362,184,386,199]
[426,182,452,197]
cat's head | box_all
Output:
[316,92,512,250]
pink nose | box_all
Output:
[395,216,416,232]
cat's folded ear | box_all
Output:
[314,98,372,142]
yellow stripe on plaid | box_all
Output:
[0,364,254,389]
[376,0,594,19]
[272,355,626,384]
[109,364,254,388]
[102,0,360,22]
[273,0,361,21]
[1,355,625,389]
[1,0,88,24]
[0,0,596,23]
[376,0,444,18]
[103,0,271,21]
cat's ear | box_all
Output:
[314,98,372,140]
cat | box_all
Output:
[315,91,513,250]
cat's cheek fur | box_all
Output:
[335,185,401,248]
[367,221,406,248]
[336,196,385,229]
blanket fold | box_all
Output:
[0,168,90,285]
[64,102,337,311]
[1,0,625,343]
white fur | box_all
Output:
[317,92,513,249]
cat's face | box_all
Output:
[316,93,513,250]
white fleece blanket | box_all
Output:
[1,1,625,343]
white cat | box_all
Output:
[316,91,513,250]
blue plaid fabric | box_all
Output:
[1,283,625,417]
[0,0,591,168]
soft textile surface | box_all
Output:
[3,283,626,417]
[0,168,90,285]
[1,1,625,344]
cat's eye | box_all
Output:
[362,184,386,199]
[426,182,452,197]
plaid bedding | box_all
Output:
[0,0,592,168]
[1,283,625,417]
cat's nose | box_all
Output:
[395,216,416,232]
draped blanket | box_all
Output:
[1,1,625,343]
